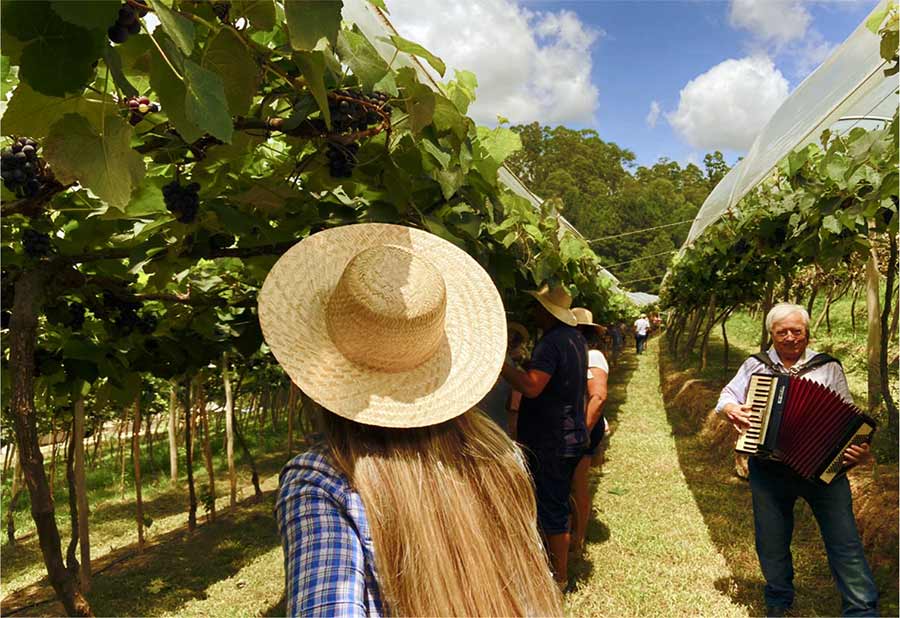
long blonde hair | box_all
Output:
[321,408,563,617]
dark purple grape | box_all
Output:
[108,24,129,44]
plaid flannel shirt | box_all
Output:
[276,445,385,617]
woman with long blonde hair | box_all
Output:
[260,223,562,616]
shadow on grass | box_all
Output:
[6,496,281,617]
[262,595,287,617]
[658,340,855,617]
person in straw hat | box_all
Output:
[260,223,563,617]
[570,307,610,558]
[501,283,588,590]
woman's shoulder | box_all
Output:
[278,441,351,504]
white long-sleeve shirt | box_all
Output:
[716,347,853,413]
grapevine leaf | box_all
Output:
[821,214,842,235]
[381,34,446,77]
[149,34,203,143]
[373,71,398,97]
[337,27,390,90]
[101,179,167,220]
[880,29,899,62]
[867,7,889,33]
[423,215,465,247]
[1,83,111,139]
[367,0,388,11]
[104,46,139,99]
[50,0,119,32]
[476,126,522,165]
[202,29,258,117]
[232,0,276,30]
[396,68,435,134]
[150,0,194,56]
[293,51,331,129]
[3,0,102,97]
[434,168,463,200]
[44,113,146,211]
[183,60,233,143]
[432,96,468,140]
[421,139,450,169]
[284,0,343,51]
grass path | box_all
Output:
[566,340,747,617]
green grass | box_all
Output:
[1,416,299,601]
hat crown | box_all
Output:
[572,307,593,325]
[546,285,572,309]
[326,244,447,372]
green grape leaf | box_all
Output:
[150,0,194,56]
[434,168,463,200]
[880,29,899,62]
[3,0,102,97]
[337,27,390,90]
[476,126,522,165]
[381,34,445,77]
[183,59,234,143]
[396,68,435,134]
[820,214,842,235]
[367,0,388,10]
[1,83,111,139]
[202,29,258,116]
[50,0,119,31]
[293,51,331,129]
[285,0,343,51]
[105,46,139,99]
[150,34,204,143]
[432,96,468,140]
[867,7,889,33]
[232,0,276,30]
[44,113,146,210]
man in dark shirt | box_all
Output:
[501,283,588,590]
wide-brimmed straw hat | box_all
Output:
[573,307,606,335]
[527,284,577,326]
[258,223,506,429]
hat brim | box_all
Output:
[527,291,577,326]
[258,223,507,429]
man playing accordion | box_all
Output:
[717,303,878,617]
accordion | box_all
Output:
[735,373,876,484]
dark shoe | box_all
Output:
[766,606,788,617]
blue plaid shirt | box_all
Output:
[276,445,385,617]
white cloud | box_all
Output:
[666,56,789,151]
[385,0,600,125]
[645,100,661,128]
[729,0,811,47]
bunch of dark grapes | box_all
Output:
[1,137,45,197]
[102,291,146,335]
[22,229,53,258]
[209,233,235,251]
[326,142,359,178]
[67,303,86,331]
[211,1,230,22]
[126,96,160,125]
[162,180,201,223]
[328,90,390,134]
[108,1,147,44]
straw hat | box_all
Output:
[573,307,606,335]
[258,223,507,428]
[527,284,577,326]
[507,321,530,345]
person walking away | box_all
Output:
[717,302,877,617]
[476,322,529,436]
[502,284,588,591]
[633,313,650,354]
[263,223,563,617]
[570,307,609,557]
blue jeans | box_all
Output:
[635,334,648,354]
[749,457,878,616]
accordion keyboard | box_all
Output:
[735,374,776,455]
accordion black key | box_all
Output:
[735,373,877,484]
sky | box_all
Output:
[384,0,880,168]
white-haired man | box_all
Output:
[717,302,878,617]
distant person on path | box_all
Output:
[502,283,588,590]
[633,313,650,354]
[570,307,609,557]
[262,224,562,617]
[477,322,529,436]
[717,302,878,617]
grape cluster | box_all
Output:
[326,142,359,178]
[328,90,390,134]
[211,1,230,22]
[108,1,147,44]
[126,96,160,125]
[102,291,155,335]
[2,137,45,197]
[163,180,201,223]
[22,229,53,258]
[209,233,235,251]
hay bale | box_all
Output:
[671,379,719,428]
[850,466,899,579]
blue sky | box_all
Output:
[387,0,879,169]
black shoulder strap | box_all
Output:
[749,352,841,376]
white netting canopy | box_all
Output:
[684,0,898,247]
[626,292,660,307]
